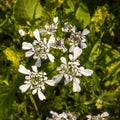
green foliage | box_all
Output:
[0,73,24,119]
[75,2,90,28]
[0,0,120,119]
[14,0,43,25]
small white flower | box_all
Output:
[53,55,81,91]
[46,111,77,120]
[53,48,93,92]
[22,29,55,67]
[50,37,67,52]
[86,112,109,120]
[18,29,26,36]
[44,17,58,35]
[62,22,75,33]
[18,65,55,100]
[53,17,58,23]
[69,27,90,49]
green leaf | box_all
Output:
[0,86,15,119]
[0,74,24,119]
[89,40,101,62]
[75,2,90,28]
[92,72,102,93]
[64,0,75,14]
[14,0,43,25]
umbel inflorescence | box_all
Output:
[18,17,93,101]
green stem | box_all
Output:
[29,94,39,115]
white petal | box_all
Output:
[53,17,58,23]
[73,78,81,92]
[41,84,45,90]
[48,35,55,45]
[60,57,67,64]
[45,80,55,86]
[47,53,55,62]
[73,47,82,60]
[45,23,49,29]
[33,40,38,45]
[82,29,90,35]
[64,74,70,84]
[101,112,109,118]
[81,36,86,42]
[69,45,75,53]
[74,60,80,66]
[39,29,46,33]
[80,43,87,49]
[32,88,37,95]
[19,83,31,93]
[19,29,26,36]
[33,29,40,41]
[18,65,31,74]
[25,76,30,80]
[25,51,34,57]
[43,37,47,44]
[35,58,41,67]
[86,115,92,119]
[79,67,93,76]
[32,66,38,72]
[24,80,30,84]
[71,26,76,33]
[22,42,33,50]
[33,54,39,59]
[52,74,63,83]
[69,54,73,61]
[38,89,46,100]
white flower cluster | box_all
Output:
[18,17,93,100]
[46,111,77,120]
[18,65,55,100]
[22,29,55,67]
[52,47,93,92]
[86,112,109,120]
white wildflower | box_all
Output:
[18,65,55,100]
[86,112,109,120]
[18,29,26,36]
[69,28,89,49]
[50,37,67,52]
[52,47,93,92]
[46,111,77,120]
[62,22,76,33]
[22,29,55,67]
[44,17,58,35]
